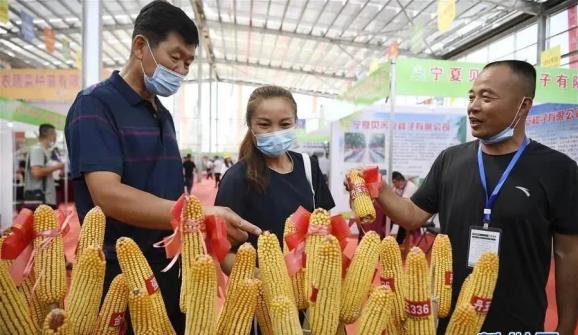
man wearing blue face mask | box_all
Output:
[366,60,578,334]
[64,1,261,333]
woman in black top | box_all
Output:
[215,86,335,262]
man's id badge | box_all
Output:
[467,226,501,268]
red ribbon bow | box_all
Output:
[154,194,231,298]
[284,206,357,276]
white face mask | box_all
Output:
[480,97,528,145]
[140,39,185,97]
[254,128,296,157]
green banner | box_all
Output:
[396,58,578,104]
[341,63,390,105]
[0,96,66,129]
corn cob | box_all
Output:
[18,269,48,329]
[116,237,175,335]
[305,208,331,300]
[42,308,71,335]
[181,195,207,312]
[357,285,394,335]
[347,169,376,225]
[340,231,381,324]
[404,247,435,335]
[456,274,473,308]
[384,320,406,335]
[270,295,302,335]
[65,245,106,335]
[431,234,453,318]
[225,242,256,296]
[257,232,295,307]
[255,280,274,335]
[33,205,67,308]
[308,235,342,335]
[76,206,106,256]
[185,254,217,335]
[127,288,157,335]
[0,260,36,334]
[469,252,499,333]
[445,304,477,335]
[95,274,129,335]
[217,278,259,335]
[283,217,308,310]
[379,236,407,324]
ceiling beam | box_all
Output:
[217,78,340,98]
[190,0,220,80]
[478,0,542,15]
[214,58,355,81]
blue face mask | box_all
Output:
[480,98,527,145]
[141,39,185,97]
[254,128,296,157]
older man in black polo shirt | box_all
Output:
[65,2,260,333]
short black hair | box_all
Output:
[133,1,199,48]
[483,60,536,98]
[38,124,55,139]
[392,171,405,181]
[185,154,192,158]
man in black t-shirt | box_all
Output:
[182,154,196,193]
[372,60,578,334]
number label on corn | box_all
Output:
[445,271,453,286]
[380,277,395,292]
[145,275,159,295]
[404,299,431,317]
[350,184,369,199]
[309,286,319,302]
[470,296,492,313]
[109,312,125,327]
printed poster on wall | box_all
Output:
[329,108,466,213]
[526,103,578,162]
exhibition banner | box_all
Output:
[0,97,66,129]
[527,103,578,162]
[396,58,578,104]
[329,108,466,213]
[341,63,390,105]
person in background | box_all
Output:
[64,2,260,333]
[389,171,418,245]
[220,155,234,179]
[203,156,214,180]
[182,153,196,193]
[215,85,335,272]
[23,123,64,209]
[369,60,577,334]
[213,155,224,187]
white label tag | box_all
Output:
[467,226,501,268]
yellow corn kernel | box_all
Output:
[185,254,217,335]
[431,234,453,318]
[456,274,473,308]
[283,217,308,310]
[95,274,129,335]
[445,304,477,335]
[404,247,435,335]
[76,206,106,256]
[225,242,256,296]
[340,231,381,324]
[116,237,175,335]
[180,195,207,313]
[304,208,331,300]
[308,235,342,335]
[0,260,36,334]
[270,295,301,335]
[42,308,72,335]
[379,236,407,324]
[257,232,295,307]
[383,320,406,335]
[255,280,274,335]
[357,285,394,335]
[469,252,499,333]
[347,170,376,225]
[33,205,67,308]
[65,245,106,335]
[18,269,48,329]
[217,278,259,335]
[127,288,158,335]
